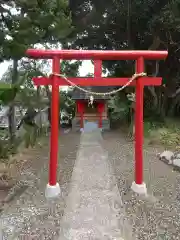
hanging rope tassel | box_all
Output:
[88,95,94,107]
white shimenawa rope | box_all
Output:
[50,72,147,105]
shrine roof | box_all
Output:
[71,86,115,100]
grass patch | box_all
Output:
[145,118,180,148]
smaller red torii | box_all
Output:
[26,49,168,198]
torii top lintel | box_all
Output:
[26,49,168,60]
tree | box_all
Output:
[0,0,73,140]
[0,1,72,61]
[67,0,180,121]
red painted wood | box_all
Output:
[26,48,168,192]
[26,49,168,60]
[49,56,60,186]
[97,103,105,112]
[80,113,84,129]
[135,57,144,185]
[32,76,162,86]
[77,101,85,113]
[97,103,105,128]
[94,60,102,77]
[77,101,85,129]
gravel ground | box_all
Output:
[1,130,180,239]
[0,132,80,239]
[102,131,180,240]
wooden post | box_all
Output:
[98,102,104,129]
[45,56,61,198]
[99,111,102,129]
[77,101,84,131]
[80,112,84,130]
[131,57,147,195]
[135,57,144,185]
[49,56,60,186]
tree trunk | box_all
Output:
[45,86,51,125]
[8,59,18,143]
[36,86,42,128]
[160,90,168,119]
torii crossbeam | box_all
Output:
[26,49,168,198]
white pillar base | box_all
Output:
[131,181,147,195]
[45,183,61,199]
[80,128,84,132]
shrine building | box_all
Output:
[71,86,112,132]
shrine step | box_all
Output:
[58,129,132,239]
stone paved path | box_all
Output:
[58,129,132,239]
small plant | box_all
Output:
[146,117,180,147]
[0,136,23,159]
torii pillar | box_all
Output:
[77,101,85,131]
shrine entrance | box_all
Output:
[26,49,168,198]
[84,102,98,132]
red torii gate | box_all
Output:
[26,49,168,198]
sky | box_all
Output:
[0,61,10,77]
[0,59,94,78]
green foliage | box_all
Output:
[67,0,180,122]
[143,121,153,138]
[0,132,23,159]
[0,139,14,159]
[0,56,79,160]
[61,60,82,77]
[0,82,12,89]
[0,73,27,105]
[144,118,180,146]
[0,0,72,61]
[0,0,76,159]
[60,89,76,119]
[58,60,81,119]
[108,95,129,121]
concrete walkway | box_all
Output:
[59,129,132,239]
